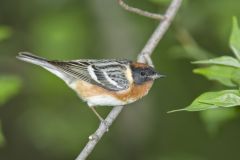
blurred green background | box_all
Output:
[0,0,240,160]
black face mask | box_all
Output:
[130,65,161,85]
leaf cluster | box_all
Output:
[170,17,240,112]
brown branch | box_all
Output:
[118,0,164,20]
[75,0,182,159]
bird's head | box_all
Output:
[130,62,165,85]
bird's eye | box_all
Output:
[140,71,146,76]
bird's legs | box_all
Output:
[90,107,109,131]
[90,107,104,122]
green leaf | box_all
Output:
[192,56,240,68]
[0,26,12,41]
[199,90,240,107]
[0,76,22,106]
[230,17,240,60]
[232,68,240,86]
[193,65,237,87]
[169,94,218,113]
[0,121,5,147]
[200,109,237,135]
[168,90,240,113]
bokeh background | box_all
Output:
[0,0,240,159]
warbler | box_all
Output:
[17,52,164,122]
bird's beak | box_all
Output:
[151,72,166,80]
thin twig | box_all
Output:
[75,0,182,159]
[118,0,164,20]
[137,0,182,64]
[76,106,123,160]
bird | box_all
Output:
[16,52,164,123]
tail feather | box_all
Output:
[17,52,74,84]
[16,52,51,68]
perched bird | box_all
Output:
[17,52,164,122]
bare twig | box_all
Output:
[137,0,182,64]
[76,106,123,160]
[75,0,182,159]
[118,0,164,20]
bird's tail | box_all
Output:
[16,52,51,68]
[16,52,75,84]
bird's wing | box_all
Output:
[49,59,131,91]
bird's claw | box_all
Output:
[101,120,109,132]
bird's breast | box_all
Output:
[70,80,153,107]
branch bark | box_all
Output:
[137,0,182,64]
[118,0,164,20]
[75,0,182,159]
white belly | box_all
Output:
[86,95,126,107]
